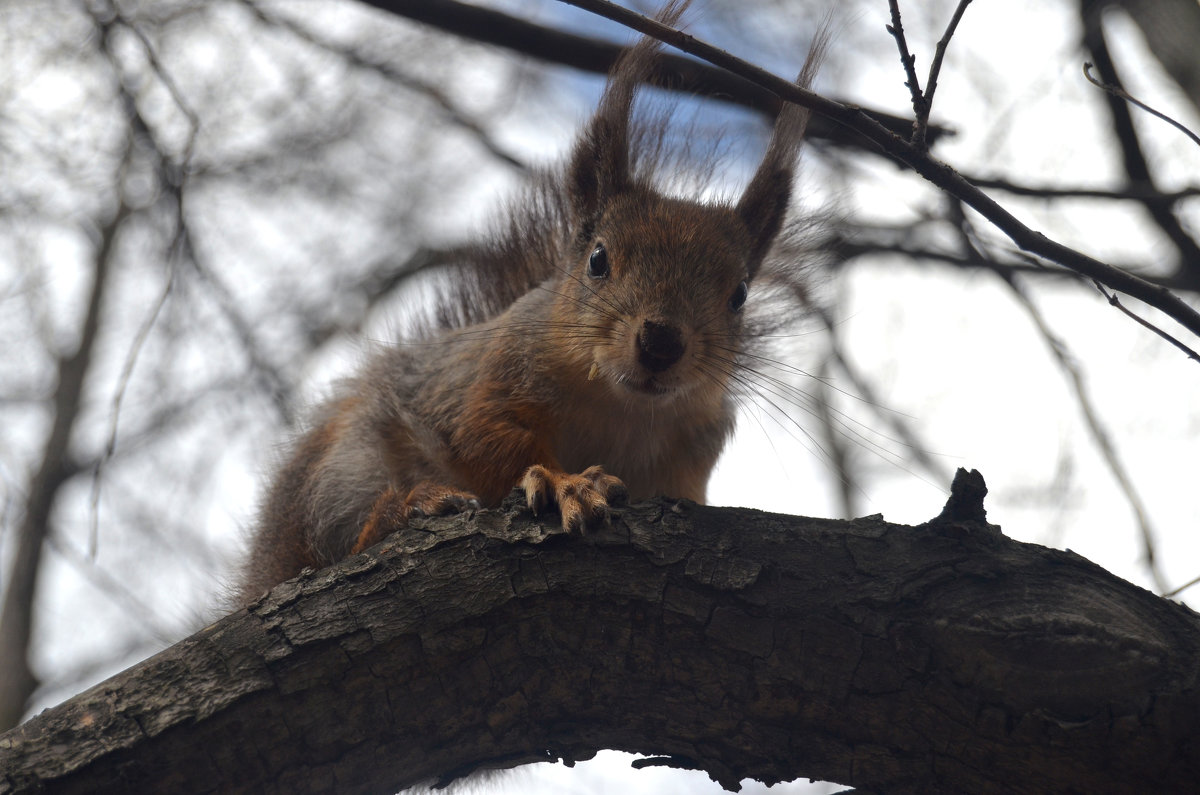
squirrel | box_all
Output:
[237,2,826,606]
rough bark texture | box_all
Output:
[1,475,1198,794]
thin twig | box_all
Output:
[1091,281,1200,363]
[813,357,860,520]
[90,3,201,560]
[1014,272,1168,594]
[828,235,1081,281]
[885,0,972,149]
[885,0,926,128]
[810,305,950,485]
[967,176,1200,202]
[247,0,529,172]
[1084,62,1200,149]
[919,0,972,148]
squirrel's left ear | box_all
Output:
[737,152,795,278]
[567,1,690,233]
[736,28,828,276]
[566,81,633,231]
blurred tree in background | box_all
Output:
[2,0,1199,790]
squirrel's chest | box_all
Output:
[552,388,733,502]
[556,408,668,470]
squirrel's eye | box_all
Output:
[587,244,610,279]
[728,280,749,312]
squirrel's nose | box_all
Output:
[637,320,685,373]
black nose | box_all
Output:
[637,320,685,373]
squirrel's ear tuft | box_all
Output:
[736,26,828,275]
[737,165,793,277]
[567,1,690,231]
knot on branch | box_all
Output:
[928,467,989,526]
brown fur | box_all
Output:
[237,5,827,605]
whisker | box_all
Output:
[705,348,948,493]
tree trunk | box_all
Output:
[1,473,1197,794]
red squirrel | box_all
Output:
[238,5,825,605]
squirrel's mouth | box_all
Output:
[631,381,669,396]
[620,374,679,397]
[596,356,687,398]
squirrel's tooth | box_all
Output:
[587,362,600,381]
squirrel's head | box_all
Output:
[550,2,823,404]
[555,189,759,400]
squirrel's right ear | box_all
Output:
[567,1,690,232]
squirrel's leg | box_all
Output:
[520,464,627,533]
[448,392,626,532]
[351,481,480,553]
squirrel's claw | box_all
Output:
[521,464,626,532]
[406,483,481,518]
[353,482,480,553]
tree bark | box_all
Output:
[1,473,1197,794]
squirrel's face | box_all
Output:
[553,189,757,403]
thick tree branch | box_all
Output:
[350,0,944,151]
[2,480,1198,794]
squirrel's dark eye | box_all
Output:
[588,244,610,279]
[728,280,749,312]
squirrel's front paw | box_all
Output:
[353,482,480,553]
[520,464,627,532]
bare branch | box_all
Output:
[1079,0,1200,283]
[885,0,973,149]
[86,2,204,559]
[353,0,948,151]
[1092,281,1200,363]
[1083,62,1200,149]
[885,0,926,128]
[920,0,973,147]
[1166,572,1200,599]
[967,175,1200,202]
[552,0,1200,351]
